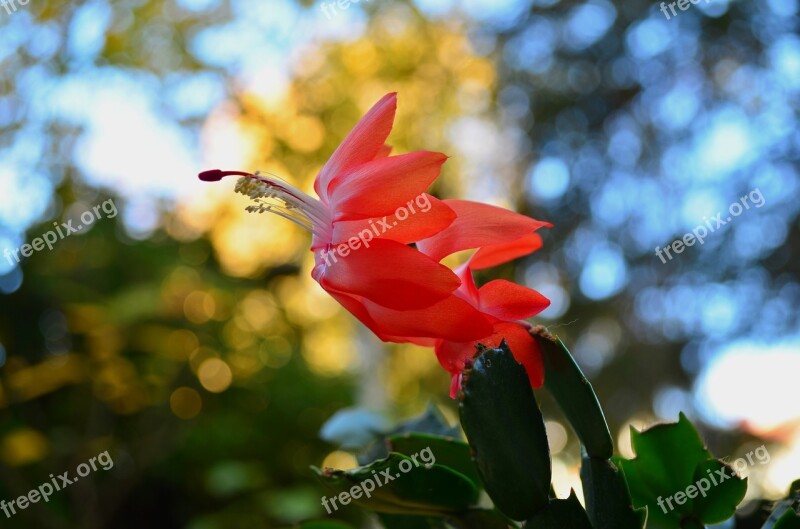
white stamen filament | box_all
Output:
[235,174,332,239]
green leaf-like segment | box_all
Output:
[522,491,594,529]
[312,452,479,516]
[616,413,747,528]
[532,327,613,459]
[581,449,647,529]
[387,432,482,490]
[458,342,551,521]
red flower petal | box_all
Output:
[417,200,551,262]
[477,279,550,321]
[454,263,480,305]
[435,321,545,397]
[493,323,545,389]
[327,151,447,220]
[361,294,494,342]
[322,286,393,339]
[375,144,392,159]
[381,336,438,347]
[470,233,545,270]
[331,194,456,245]
[316,239,460,310]
[315,93,397,201]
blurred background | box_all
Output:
[0,0,798,527]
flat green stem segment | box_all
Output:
[523,491,594,529]
[458,342,551,521]
[581,451,646,529]
[533,327,613,459]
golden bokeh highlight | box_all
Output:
[190,346,219,373]
[302,320,356,376]
[237,290,278,332]
[170,387,203,420]
[197,358,234,393]
[1,428,49,466]
[184,290,216,324]
[321,450,359,471]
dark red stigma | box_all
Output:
[198,169,251,182]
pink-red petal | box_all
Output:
[470,233,546,270]
[477,279,550,321]
[492,323,545,389]
[327,151,447,220]
[331,194,456,245]
[361,294,494,342]
[417,200,551,262]
[315,93,398,201]
[436,322,545,397]
[316,239,460,311]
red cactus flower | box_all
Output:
[199,93,552,395]
[199,93,492,341]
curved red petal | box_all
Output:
[315,93,397,201]
[362,294,494,342]
[321,286,393,339]
[331,194,456,245]
[434,338,477,378]
[381,335,438,347]
[417,200,551,262]
[477,279,550,320]
[316,239,460,311]
[470,233,545,270]
[492,323,545,388]
[328,151,447,220]
[454,263,480,305]
[435,322,545,391]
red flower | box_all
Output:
[199,93,552,395]
[199,93,491,341]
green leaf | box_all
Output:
[692,459,747,524]
[523,491,593,529]
[378,513,441,529]
[580,451,646,529]
[360,405,461,465]
[761,496,800,529]
[387,433,481,489]
[773,510,800,529]
[616,414,747,529]
[458,343,551,521]
[312,452,479,516]
[628,413,711,495]
[296,522,357,529]
[533,328,613,459]
[453,509,516,529]
[378,509,515,529]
